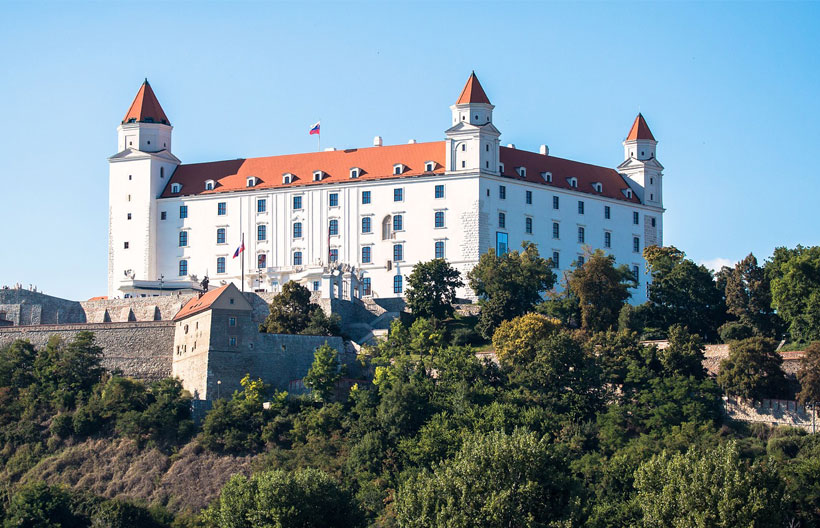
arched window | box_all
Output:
[382,215,392,240]
[393,274,403,294]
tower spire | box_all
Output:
[122,80,170,125]
[456,71,491,105]
[626,113,655,141]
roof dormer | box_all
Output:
[282,173,294,184]
[592,182,603,193]
[349,167,361,179]
[424,161,436,172]
[204,180,215,191]
[568,177,578,188]
[516,167,527,178]
[246,176,258,188]
[541,172,552,183]
[171,183,181,193]
[313,170,324,182]
[393,164,405,175]
[623,188,633,199]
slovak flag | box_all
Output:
[309,121,320,135]
[233,241,245,258]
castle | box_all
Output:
[108,73,665,302]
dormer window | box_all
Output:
[623,188,633,199]
[499,162,505,173]
[204,180,215,191]
[313,170,324,182]
[282,173,293,184]
[568,177,578,188]
[541,172,553,183]
[246,176,257,187]
[171,183,181,193]
[393,164,405,175]
[592,182,603,192]
[516,167,527,178]
[349,167,361,179]
[424,161,435,172]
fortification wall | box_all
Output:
[724,397,817,431]
[0,322,175,381]
[80,295,195,323]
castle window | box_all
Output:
[578,201,585,214]
[329,193,339,207]
[578,226,585,244]
[313,280,321,292]
[394,274,403,294]
[217,202,227,216]
[426,161,435,172]
[127,213,132,220]
[293,222,302,238]
[257,253,266,268]
[229,317,236,327]
[161,211,166,220]
[633,211,639,224]
[394,188,403,202]
[313,171,323,181]
[393,214,403,231]
[257,199,266,213]
[160,168,164,178]
[577,256,585,267]
[246,176,257,187]
[553,222,560,239]
[462,161,466,168]
[641,151,645,157]
[651,217,656,227]
[650,193,654,201]
[293,251,302,265]
[205,180,215,191]
[350,167,360,179]
[171,183,181,193]
[129,175,132,180]
[283,173,293,184]
[361,216,371,234]
[361,246,371,263]
[178,260,188,276]
[650,177,654,184]
[496,232,509,255]
[633,265,640,283]
[293,196,302,209]
[362,191,371,204]
[435,211,445,228]
[124,242,129,249]
[551,252,559,269]
[382,216,392,240]
[526,191,532,204]
[329,219,339,235]
[229,337,237,347]
[435,241,445,259]
[435,184,445,198]
[179,205,187,219]
[461,144,466,151]
[329,249,338,263]
[553,196,559,209]
[499,185,506,199]
[217,257,226,274]
[486,144,489,152]
[569,178,578,188]
[393,164,404,175]
[604,231,611,248]
[257,224,266,241]
[593,182,603,192]
[498,212,506,228]
[178,231,188,247]
[605,206,611,219]
[499,163,504,173]
[625,189,633,199]
[525,217,533,234]
[516,167,526,178]
[217,228,226,244]
[633,237,641,253]
[393,244,404,262]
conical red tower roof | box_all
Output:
[122,79,170,125]
[626,113,655,141]
[456,72,491,105]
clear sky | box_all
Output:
[1,1,818,301]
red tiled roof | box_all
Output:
[456,72,491,105]
[499,147,641,203]
[87,296,108,301]
[161,142,446,198]
[173,284,229,321]
[625,113,655,141]
[122,79,170,126]
[161,141,640,204]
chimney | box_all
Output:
[323,147,336,151]
[539,144,549,156]
[407,139,416,144]
[373,136,383,147]
[507,143,515,149]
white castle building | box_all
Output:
[108,73,664,302]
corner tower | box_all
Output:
[108,80,181,298]
[445,72,501,174]
[618,113,663,207]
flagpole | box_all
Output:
[318,117,321,152]
[240,198,244,292]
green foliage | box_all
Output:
[717,321,755,343]
[203,468,362,528]
[395,429,577,527]
[467,242,556,338]
[717,337,788,400]
[643,245,725,341]
[304,343,343,403]
[491,312,561,365]
[567,249,635,332]
[660,325,706,379]
[796,342,820,405]
[723,253,781,337]
[404,258,463,320]
[259,281,339,336]
[634,442,785,527]
[3,482,83,528]
[768,245,820,342]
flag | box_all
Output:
[233,241,245,258]
[309,121,320,135]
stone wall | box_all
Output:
[0,322,175,381]
[0,289,85,325]
[724,397,818,432]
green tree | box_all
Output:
[724,253,781,337]
[3,482,84,528]
[768,245,820,342]
[491,312,561,365]
[260,281,338,335]
[643,245,725,341]
[304,343,343,403]
[659,325,706,379]
[405,259,463,320]
[717,337,788,400]
[0,339,37,391]
[468,242,556,339]
[796,342,820,405]
[203,468,362,528]
[634,442,785,527]
[35,331,104,409]
[567,249,635,332]
[395,429,577,528]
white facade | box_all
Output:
[108,75,665,304]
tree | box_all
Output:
[634,442,785,527]
[3,482,84,528]
[491,312,561,365]
[796,342,820,405]
[724,253,781,337]
[34,331,104,409]
[659,325,706,379]
[405,259,464,320]
[396,429,577,527]
[768,246,820,342]
[260,281,338,335]
[304,343,343,403]
[717,337,788,400]
[203,468,362,528]
[467,242,556,339]
[567,249,635,332]
[643,245,725,341]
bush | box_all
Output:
[718,321,756,342]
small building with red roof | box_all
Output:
[108,73,665,304]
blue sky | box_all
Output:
[1,1,818,300]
